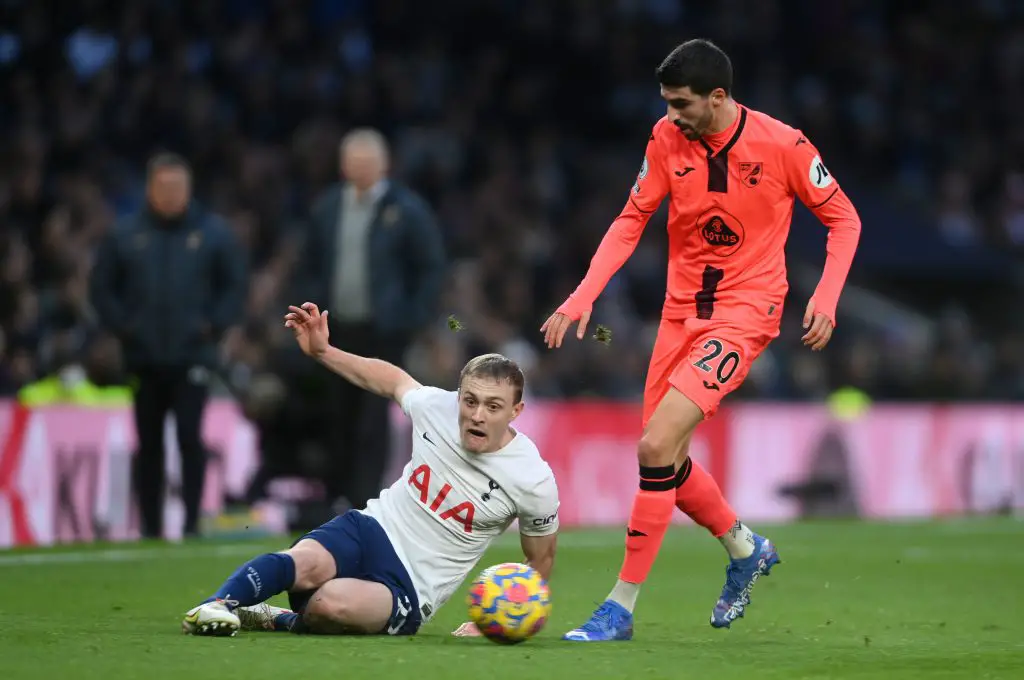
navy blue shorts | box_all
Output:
[289,510,421,636]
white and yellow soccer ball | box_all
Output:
[467,562,551,644]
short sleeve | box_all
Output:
[783,132,842,210]
[517,472,560,537]
[629,122,672,214]
[400,385,452,419]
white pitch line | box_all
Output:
[0,543,261,567]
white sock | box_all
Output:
[719,520,756,559]
[607,579,641,613]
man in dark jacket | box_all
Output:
[90,153,247,539]
[303,128,445,512]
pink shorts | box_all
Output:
[642,315,779,425]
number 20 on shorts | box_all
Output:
[693,339,741,386]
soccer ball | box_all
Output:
[467,562,551,644]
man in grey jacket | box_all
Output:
[302,129,445,512]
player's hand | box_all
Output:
[801,299,834,351]
[284,302,330,358]
[540,302,591,349]
[451,621,482,637]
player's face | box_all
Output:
[457,377,524,454]
[661,85,724,141]
[146,167,191,218]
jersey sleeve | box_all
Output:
[400,385,453,420]
[562,123,671,309]
[783,133,843,210]
[782,133,862,325]
[516,470,560,537]
[630,126,672,213]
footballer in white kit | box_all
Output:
[182,302,559,638]
[365,384,559,624]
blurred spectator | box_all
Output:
[301,128,445,511]
[89,153,247,539]
[935,170,981,247]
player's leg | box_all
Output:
[662,321,753,554]
[235,602,299,632]
[654,423,752,562]
[630,320,745,552]
[668,319,781,628]
[229,585,311,633]
[300,578,395,634]
[564,321,700,642]
[675,458,752,558]
[182,528,339,636]
[618,388,704,590]
[242,511,420,637]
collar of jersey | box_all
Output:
[698,104,747,157]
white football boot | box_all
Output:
[182,600,241,637]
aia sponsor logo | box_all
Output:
[408,463,476,533]
[698,209,745,257]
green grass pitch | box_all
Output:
[0,519,1021,680]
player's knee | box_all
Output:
[285,541,337,592]
[639,392,701,467]
[637,431,677,467]
[304,593,353,631]
[302,580,364,635]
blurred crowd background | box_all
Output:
[2,0,1023,409]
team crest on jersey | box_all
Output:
[697,208,745,257]
[632,156,649,195]
[738,162,763,188]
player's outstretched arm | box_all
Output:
[284,302,421,403]
[542,126,670,349]
[540,198,658,348]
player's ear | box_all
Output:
[710,88,727,106]
[510,400,525,421]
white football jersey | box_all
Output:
[361,386,559,622]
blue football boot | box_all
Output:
[710,534,781,629]
[563,600,634,642]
